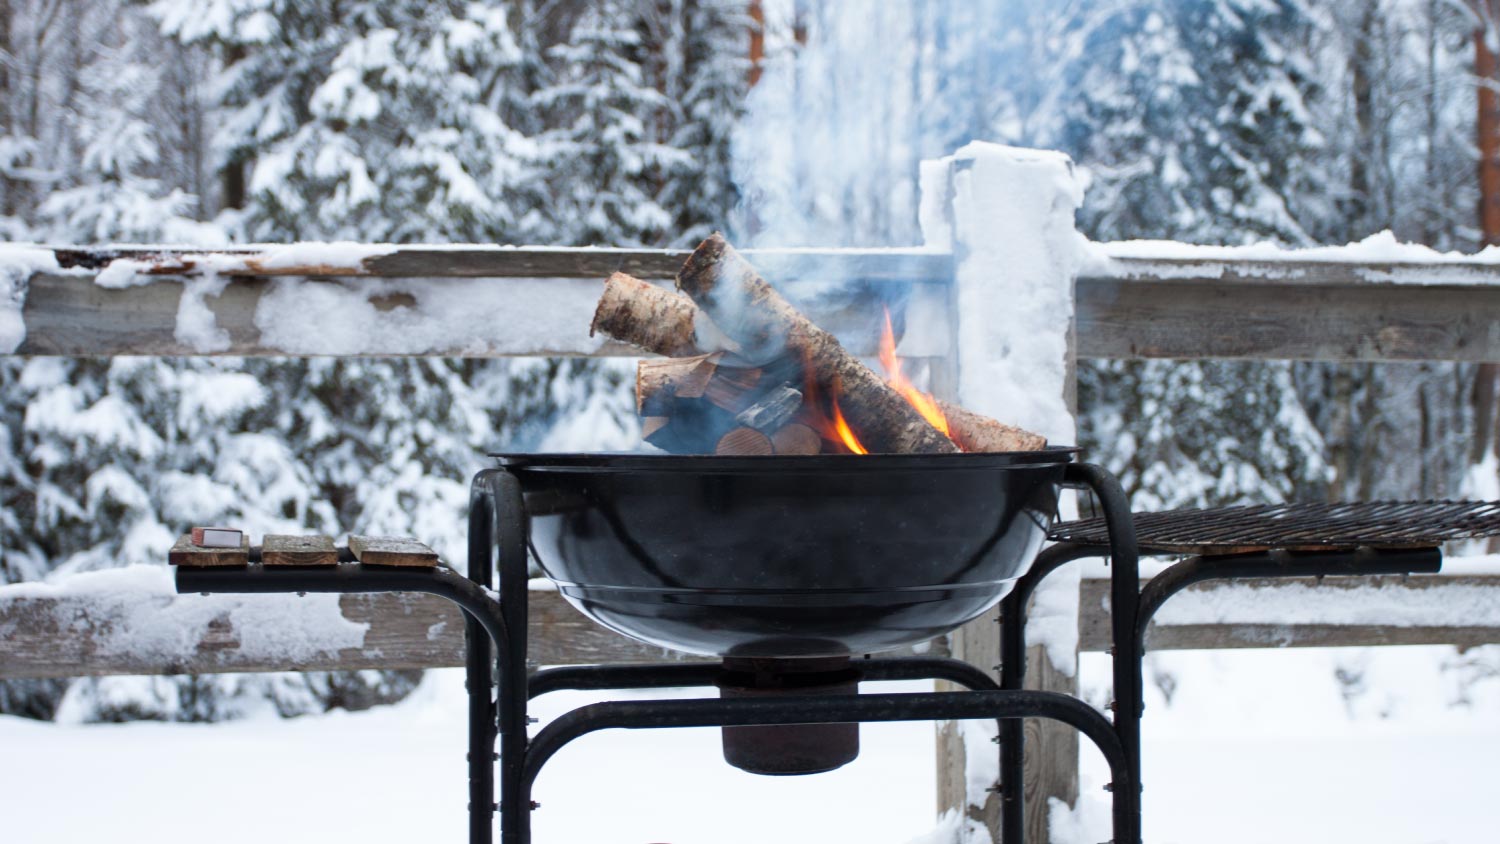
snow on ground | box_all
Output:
[1070,645,1500,844]
[4,645,1498,843]
[0,674,939,844]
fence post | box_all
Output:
[922,143,1086,842]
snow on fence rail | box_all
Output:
[4,240,1499,361]
[5,570,1499,681]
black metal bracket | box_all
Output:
[997,461,1443,844]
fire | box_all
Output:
[878,308,950,437]
[829,398,868,455]
[799,310,950,455]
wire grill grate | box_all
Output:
[1048,500,1500,554]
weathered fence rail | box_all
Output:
[10,244,1500,362]
[5,574,1496,681]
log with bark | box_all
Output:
[676,234,958,455]
[588,247,1046,454]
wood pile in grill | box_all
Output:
[590,233,1045,456]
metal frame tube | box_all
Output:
[1135,546,1442,654]
[471,469,531,844]
[467,474,501,844]
[528,656,1003,701]
[173,459,1452,844]
[997,542,1100,838]
[174,563,510,657]
[521,690,1137,843]
[994,469,1444,844]
[997,462,1141,844]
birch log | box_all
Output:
[676,234,957,454]
[593,267,1045,453]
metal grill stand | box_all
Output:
[174,463,1448,843]
[997,466,1444,844]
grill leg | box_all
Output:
[471,469,532,844]
[997,462,1141,844]
[467,475,498,844]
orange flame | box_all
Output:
[801,362,869,454]
[830,398,868,455]
[879,308,950,437]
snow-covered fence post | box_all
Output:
[922,143,1086,841]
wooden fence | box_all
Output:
[15,244,1500,362]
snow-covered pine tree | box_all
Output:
[1054,0,1336,507]
[1292,0,1482,502]
[33,8,209,243]
[154,0,538,242]
[1,0,646,723]
[653,0,751,245]
[533,0,681,246]
[1064,0,1324,245]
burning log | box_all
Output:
[588,257,1045,454]
[938,401,1045,453]
[676,234,957,455]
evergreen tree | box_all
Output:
[1064,0,1335,508]
[154,0,538,242]
[533,0,681,245]
[1066,0,1325,245]
[34,11,207,242]
[655,0,751,244]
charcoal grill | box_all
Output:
[172,457,1500,844]
[508,450,1071,657]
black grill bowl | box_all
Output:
[496,449,1074,658]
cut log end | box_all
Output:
[715,427,774,456]
[771,423,823,456]
[637,352,724,415]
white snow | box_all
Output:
[1,654,1496,843]
[935,143,1088,684]
[1070,645,1500,844]
[252,276,608,356]
[0,244,82,352]
[93,258,158,289]
[926,142,1089,817]
[1149,570,1500,630]
[0,672,944,844]
[250,241,398,270]
[90,244,400,353]
[961,714,1000,810]
[942,141,1084,447]
[1086,231,1500,286]
[0,565,367,665]
[174,273,232,352]
[910,809,994,844]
